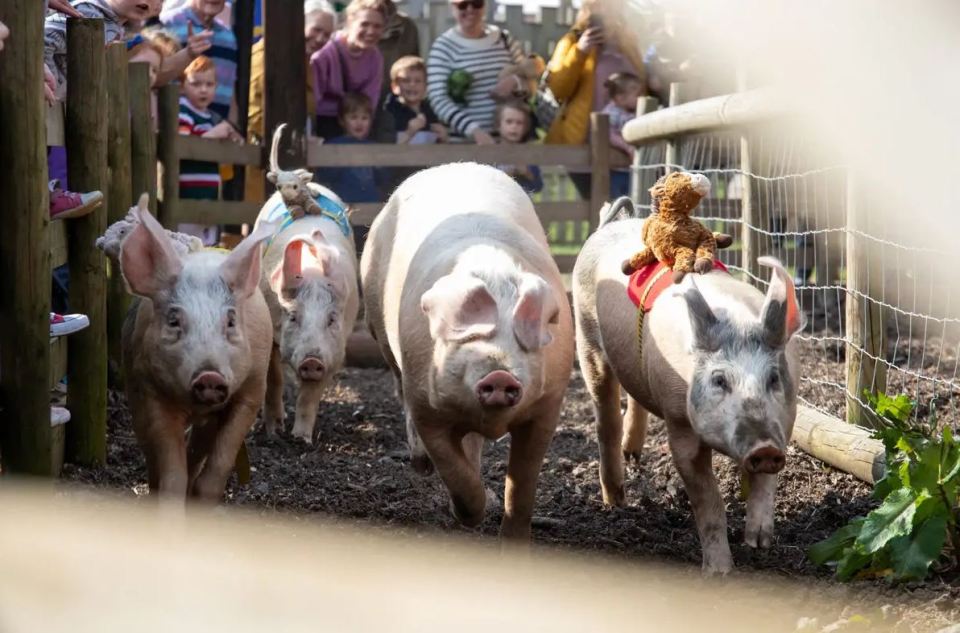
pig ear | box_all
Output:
[758,256,806,346]
[512,273,558,351]
[220,220,276,300]
[682,280,721,352]
[268,232,334,297]
[120,201,183,299]
[421,274,498,343]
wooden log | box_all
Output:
[589,112,611,233]
[65,18,108,466]
[793,405,885,484]
[845,175,887,426]
[105,43,132,385]
[156,83,180,228]
[129,62,157,214]
[263,0,306,187]
[0,0,55,475]
[623,87,788,146]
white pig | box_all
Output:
[253,186,360,443]
[572,214,804,574]
[360,163,575,541]
[120,199,275,502]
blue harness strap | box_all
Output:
[261,190,352,257]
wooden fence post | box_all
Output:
[264,0,307,186]
[845,175,887,426]
[65,18,108,466]
[630,96,660,208]
[157,83,180,228]
[664,83,695,174]
[129,62,157,214]
[589,112,611,233]
[0,0,54,475]
[105,43,131,385]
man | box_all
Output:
[244,1,336,202]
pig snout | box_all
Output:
[475,370,523,408]
[743,444,786,474]
[298,356,326,382]
[191,371,228,405]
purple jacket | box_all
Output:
[310,34,384,118]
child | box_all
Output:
[127,29,171,88]
[602,72,644,199]
[384,56,447,145]
[493,100,543,194]
[315,93,384,204]
[177,55,241,243]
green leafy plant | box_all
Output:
[808,392,960,581]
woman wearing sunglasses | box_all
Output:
[426,0,526,145]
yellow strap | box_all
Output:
[635,266,670,366]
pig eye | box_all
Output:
[166,307,181,329]
[710,371,729,391]
[768,369,781,390]
[288,310,298,324]
[327,312,338,328]
[225,308,237,330]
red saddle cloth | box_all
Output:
[627,260,730,311]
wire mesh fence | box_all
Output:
[631,128,960,425]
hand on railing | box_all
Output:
[203,121,244,144]
[471,129,496,145]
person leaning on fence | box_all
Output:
[425,0,525,145]
[602,72,644,199]
[310,0,388,141]
[244,1,337,203]
[492,100,542,194]
[543,0,647,199]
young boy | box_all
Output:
[177,55,241,243]
[316,92,384,204]
[384,55,447,145]
[602,72,644,198]
[493,100,543,194]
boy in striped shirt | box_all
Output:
[178,56,240,200]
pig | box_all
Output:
[119,200,275,502]
[360,162,575,541]
[253,185,360,443]
[572,213,804,574]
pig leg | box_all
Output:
[501,411,558,541]
[621,396,649,462]
[192,398,262,501]
[133,398,189,498]
[187,419,219,488]
[744,472,777,548]
[262,344,285,435]
[291,382,324,443]
[583,356,626,507]
[419,425,486,527]
[403,395,433,475]
[666,421,733,574]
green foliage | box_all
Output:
[808,392,960,581]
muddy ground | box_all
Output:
[62,336,960,631]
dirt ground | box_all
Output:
[62,340,960,631]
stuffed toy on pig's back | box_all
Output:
[622,171,730,283]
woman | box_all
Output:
[544,1,647,196]
[310,0,387,140]
[426,0,525,144]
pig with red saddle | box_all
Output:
[119,198,275,501]
[361,163,575,540]
[573,208,804,574]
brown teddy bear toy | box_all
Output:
[621,171,733,283]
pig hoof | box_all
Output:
[622,448,642,463]
[745,524,774,549]
[694,258,713,274]
[410,452,434,476]
[449,499,484,528]
[601,484,626,508]
[291,427,314,445]
[701,559,734,576]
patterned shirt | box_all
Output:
[161,7,237,120]
[178,96,221,200]
[602,102,636,136]
[426,25,524,137]
[44,0,127,100]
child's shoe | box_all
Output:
[50,312,89,337]
[51,406,71,427]
[49,180,103,220]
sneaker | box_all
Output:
[50,312,89,337]
[51,406,71,427]
[49,180,103,220]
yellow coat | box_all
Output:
[543,32,597,145]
